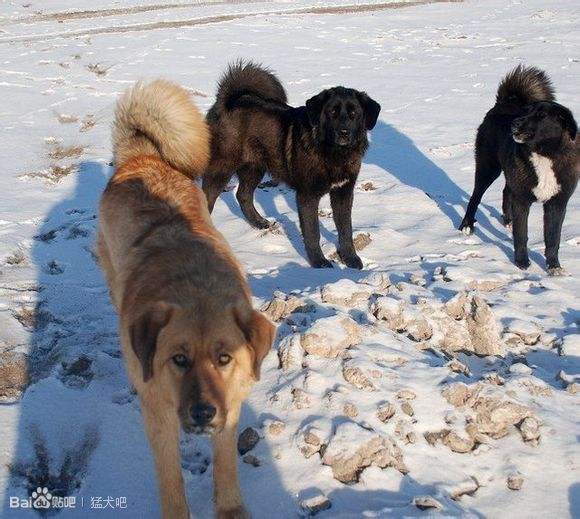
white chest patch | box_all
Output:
[330,179,349,190]
[530,152,560,202]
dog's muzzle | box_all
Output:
[511,119,532,144]
[182,402,216,435]
[335,129,352,146]
[191,402,216,425]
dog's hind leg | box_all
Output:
[236,165,270,229]
[511,197,532,270]
[330,181,363,269]
[211,404,248,519]
[202,167,233,213]
[543,196,568,275]
[459,141,501,234]
[502,184,513,228]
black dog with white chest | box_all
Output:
[202,61,381,269]
[459,65,579,275]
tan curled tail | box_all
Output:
[112,80,210,178]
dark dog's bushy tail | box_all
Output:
[214,60,287,111]
[495,65,555,111]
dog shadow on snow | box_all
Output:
[218,181,341,266]
[570,482,580,518]
[1,162,292,518]
[366,121,545,268]
[1,162,111,517]
[367,121,470,227]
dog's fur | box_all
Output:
[97,79,275,519]
[202,61,381,269]
[459,65,579,274]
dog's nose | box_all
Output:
[191,403,216,425]
[512,119,523,130]
[338,128,350,135]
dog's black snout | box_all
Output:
[191,403,216,425]
[512,119,523,131]
[338,128,350,136]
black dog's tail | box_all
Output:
[213,60,287,111]
[495,65,555,112]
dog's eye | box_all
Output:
[172,354,189,368]
[330,107,339,117]
[217,353,232,367]
[349,110,357,119]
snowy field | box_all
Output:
[0,0,579,517]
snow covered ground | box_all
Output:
[0,0,579,517]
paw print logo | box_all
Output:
[31,487,52,509]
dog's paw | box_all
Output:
[310,257,333,269]
[515,259,531,270]
[342,254,363,270]
[217,505,249,519]
[252,217,272,230]
[459,223,473,236]
[547,266,569,277]
[258,221,283,237]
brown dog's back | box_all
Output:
[99,80,213,308]
[98,80,248,310]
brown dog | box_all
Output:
[97,79,275,519]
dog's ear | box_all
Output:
[129,302,174,382]
[247,311,276,380]
[234,304,276,380]
[306,90,331,127]
[556,104,578,140]
[356,91,381,130]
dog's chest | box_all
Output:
[326,157,360,191]
[330,178,349,190]
[530,152,560,202]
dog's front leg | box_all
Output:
[140,391,189,519]
[511,197,532,270]
[296,191,332,268]
[543,196,568,275]
[330,181,363,269]
[212,404,248,519]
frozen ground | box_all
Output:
[0,0,578,517]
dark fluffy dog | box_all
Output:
[202,61,381,269]
[459,65,578,275]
